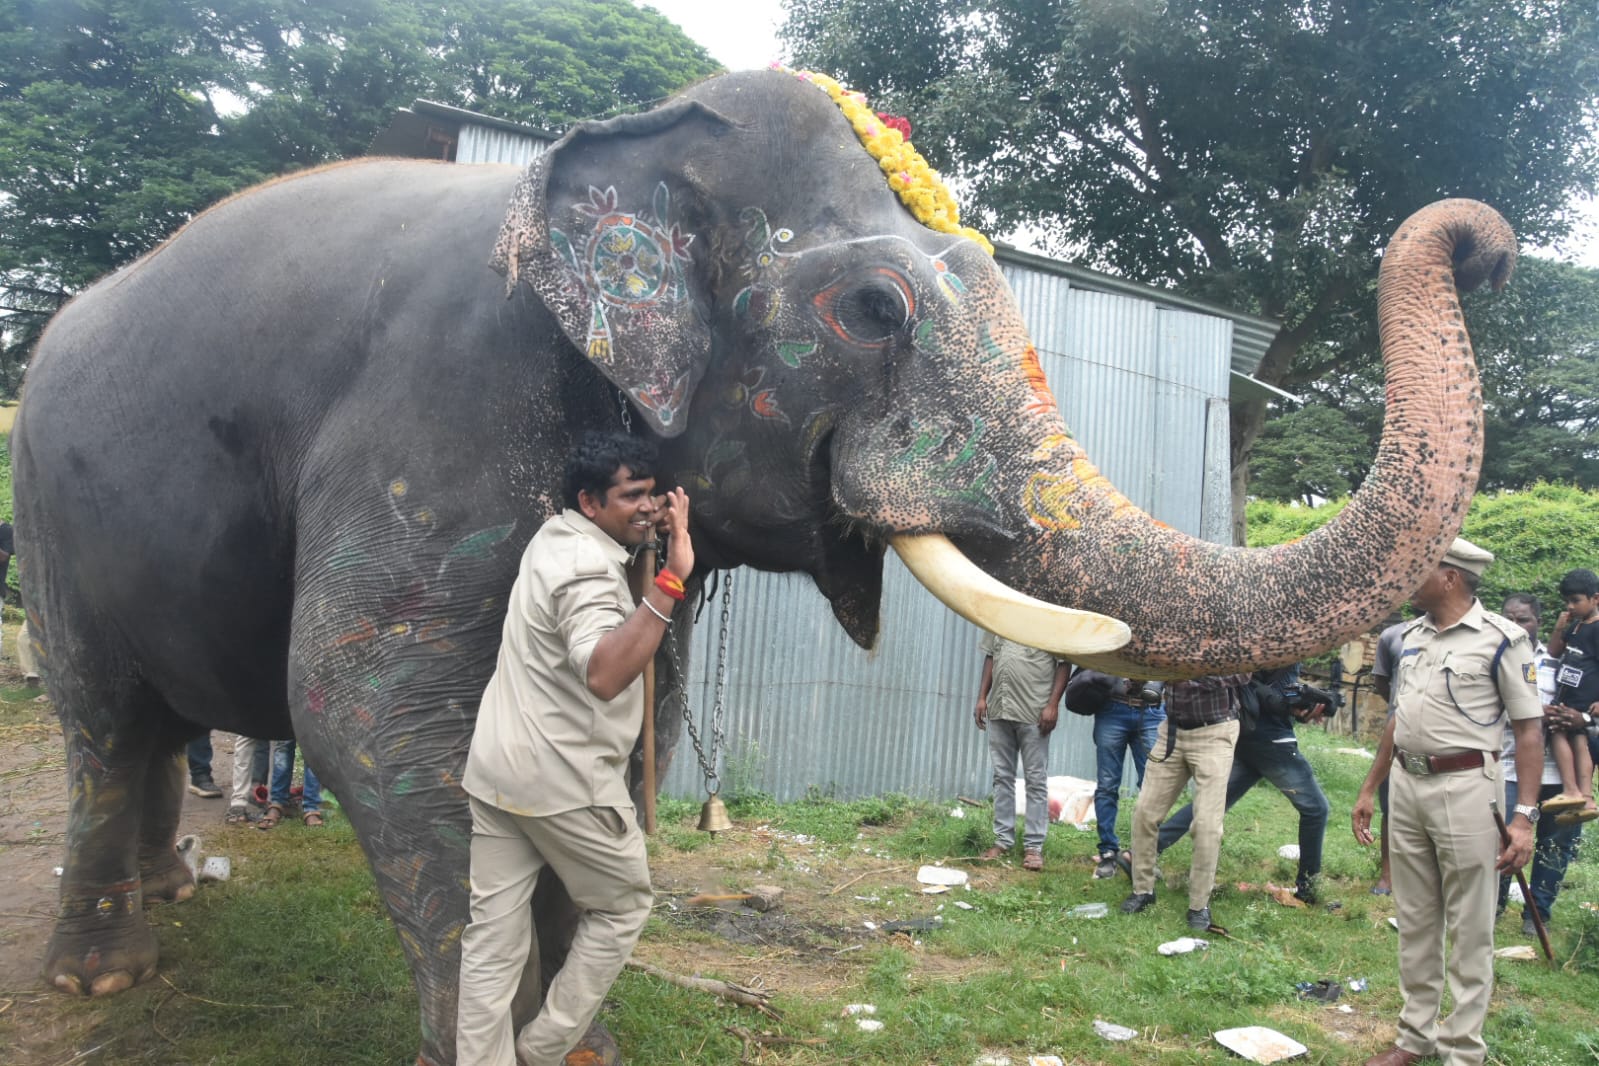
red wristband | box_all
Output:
[654,568,686,601]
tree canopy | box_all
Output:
[783,0,1599,535]
[0,0,718,390]
[1267,256,1599,501]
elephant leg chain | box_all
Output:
[671,571,732,798]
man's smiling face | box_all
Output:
[579,465,659,547]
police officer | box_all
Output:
[1351,538,1543,1066]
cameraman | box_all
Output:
[1157,664,1331,904]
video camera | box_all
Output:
[1285,681,1340,717]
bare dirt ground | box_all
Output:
[0,682,241,1063]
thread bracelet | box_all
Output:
[655,568,686,601]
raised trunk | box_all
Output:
[949,200,1514,677]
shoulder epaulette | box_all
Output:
[1483,612,1531,645]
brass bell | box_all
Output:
[697,793,732,835]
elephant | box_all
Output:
[13,67,1513,1063]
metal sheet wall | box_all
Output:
[457,125,549,166]
[662,266,1236,802]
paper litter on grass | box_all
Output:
[917,865,969,887]
[1494,945,1538,960]
[1157,937,1209,955]
[1093,1020,1138,1041]
[1212,1026,1308,1063]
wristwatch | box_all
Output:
[1514,803,1541,825]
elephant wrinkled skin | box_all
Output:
[13,69,1512,1062]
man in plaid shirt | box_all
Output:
[1122,674,1249,931]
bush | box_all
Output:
[1247,483,1599,635]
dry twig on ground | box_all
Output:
[625,959,781,1019]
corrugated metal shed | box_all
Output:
[457,123,550,166]
[367,100,1271,803]
[663,272,1236,802]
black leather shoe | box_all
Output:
[1187,906,1212,931]
[1523,914,1542,938]
[1120,892,1156,914]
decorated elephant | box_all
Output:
[14,67,1512,1063]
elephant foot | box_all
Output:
[138,851,196,905]
[563,1022,620,1066]
[514,1022,620,1066]
[44,907,159,997]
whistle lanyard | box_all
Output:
[1438,643,1512,728]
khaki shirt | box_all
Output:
[979,632,1064,724]
[464,510,641,817]
[1393,599,1542,756]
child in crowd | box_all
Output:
[1544,568,1599,823]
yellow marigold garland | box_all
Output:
[779,66,994,256]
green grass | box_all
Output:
[9,728,1599,1064]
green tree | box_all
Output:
[1247,404,1370,505]
[440,0,719,129]
[1286,256,1599,493]
[783,0,1599,539]
[0,0,719,392]
[0,0,277,388]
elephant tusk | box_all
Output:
[891,534,1132,656]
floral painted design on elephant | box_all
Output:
[549,183,694,366]
[895,415,1000,518]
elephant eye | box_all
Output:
[813,267,915,348]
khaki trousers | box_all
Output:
[15,619,40,680]
[1390,762,1501,1065]
[456,797,653,1066]
[1131,718,1238,909]
[229,735,258,808]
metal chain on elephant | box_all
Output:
[673,570,733,798]
[616,388,633,433]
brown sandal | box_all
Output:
[302,810,325,828]
[257,803,284,830]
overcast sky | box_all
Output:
[642,0,787,70]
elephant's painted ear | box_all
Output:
[493,100,733,437]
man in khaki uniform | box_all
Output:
[1352,538,1542,1066]
[457,432,694,1066]
[973,633,1067,871]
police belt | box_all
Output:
[1394,747,1497,776]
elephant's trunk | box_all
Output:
[945,199,1513,676]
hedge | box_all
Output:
[1246,482,1599,632]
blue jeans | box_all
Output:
[1499,781,1582,923]
[1158,724,1329,891]
[186,734,213,781]
[988,719,1050,851]
[1093,699,1164,854]
[270,740,322,814]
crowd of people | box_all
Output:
[971,537,1597,1066]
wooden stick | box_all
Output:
[1494,807,1555,965]
[683,893,752,906]
[824,863,914,896]
[625,959,781,1019]
[639,546,658,834]
[724,1026,825,1050]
